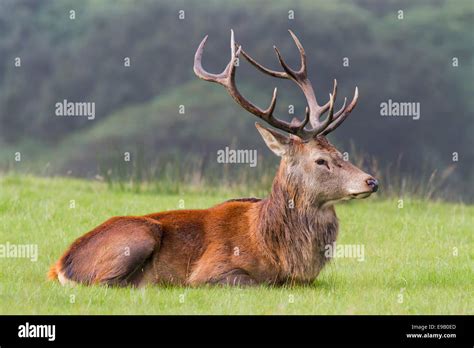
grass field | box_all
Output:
[0,175,472,314]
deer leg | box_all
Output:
[208,269,257,287]
[56,216,162,287]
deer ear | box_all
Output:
[255,123,290,157]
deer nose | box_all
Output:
[366,178,379,192]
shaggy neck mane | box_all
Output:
[255,162,339,282]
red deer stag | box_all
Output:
[48,30,378,287]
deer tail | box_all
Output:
[47,262,60,281]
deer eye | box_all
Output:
[316,159,327,166]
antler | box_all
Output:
[194,30,359,140]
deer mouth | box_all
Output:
[349,191,372,199]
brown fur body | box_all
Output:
[49,147,340,287]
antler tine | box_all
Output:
[288,29,307,77]
[291,107,311,133]
[194,30,242,83]
[239,31,335,138]
[323,80,337,125]
[239,29,306,80]
[321,87,359,135]
[333,97,347,120]
[273,46,298,80]
[194,35,226,83]
[194,30,298,134]
[310,85,336,134]
[272,29,307,79]
[230,29,236,59]
[305,78,336,132]
[240,48,287,79]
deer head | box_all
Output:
[194,30,378,207]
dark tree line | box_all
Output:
[0,0,472,200]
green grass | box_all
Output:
[0,175,472,314]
